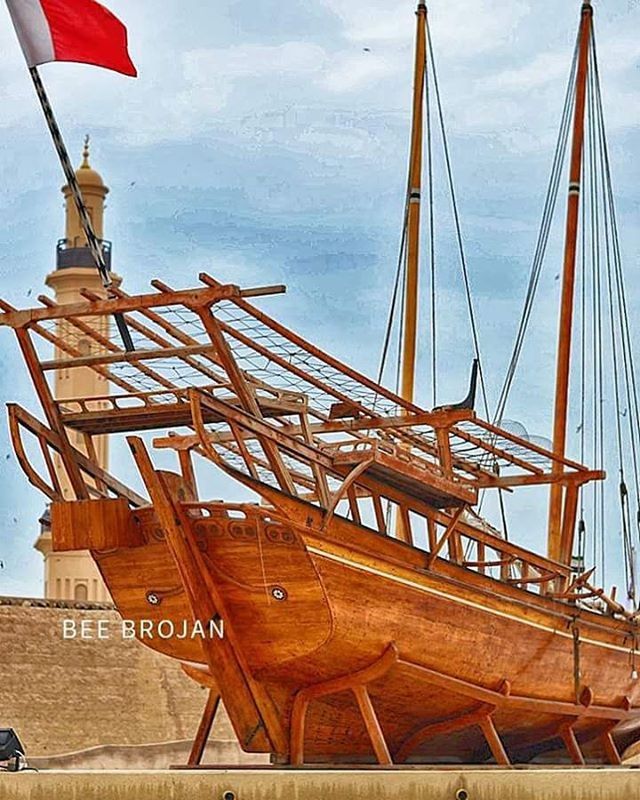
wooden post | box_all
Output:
[559,721,585,765]
[548,1,593,562]
[559,481,580,566]
[601,730,622,766]
[128,437,286,755]
[479,715,510,766]
[352,686,393,766]
[400,2,427,404]
[15,329,88,500]
[188,689,221,766]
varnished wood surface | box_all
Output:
[57,498,640,765]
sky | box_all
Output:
[1,0,640,598]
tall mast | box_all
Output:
[547,1,594,563]
[400,2,427,404]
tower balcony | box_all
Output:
[56,238,112,271]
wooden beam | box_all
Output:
[477,417,589,473]
[475,471,605,490]
[426,506,466,568]
[15,329,88,500]
[559,721,585,766]
[300,412,331,508]
[39,293,177,393]
[601,729,622,766]
[289,644,398,766]
[193,389,334,471]
[479,715,510,766]
[352,686,393,766]
[396,656,626,721]
[41,343,217,371]
[0,283,246,328]
[127,437,285,754]
[106,286,226,386]
[560,481,581,566]
[187,689,221,767]
[322,459,374,532]
[549,1,595,562]
[199,272,423,414]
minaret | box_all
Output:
[34,138,122,603]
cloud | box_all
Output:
[184,41,327,85]
[321,0,529,53]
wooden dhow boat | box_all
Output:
[3,0,640,766]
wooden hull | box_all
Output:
[74,497,640,764]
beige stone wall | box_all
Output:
[0,600,236,760]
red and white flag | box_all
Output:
[5,0,137,77]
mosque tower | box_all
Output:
[34,138,122,602]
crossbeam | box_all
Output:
[0,283,283,328]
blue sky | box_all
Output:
[1,0,640,597]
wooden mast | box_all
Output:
[547,1,593,563]
[400,2,427,404]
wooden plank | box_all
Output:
[475,471,605,490]
[352,686,392,766]
[426,507,466,568]
[188,689,221,767]
[50,498,142,551]
[61,395,297,435]
[41,343,217,371]
[0,283,241,328]
[559,722,585,766]
[335,448,477,508]
[479,715,510,766]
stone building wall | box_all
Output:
[0,598,250,767]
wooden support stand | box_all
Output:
[290,644,399,766]
[182,663,222,767]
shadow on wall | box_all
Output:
[28,738,269,771]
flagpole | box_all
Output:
[28,66,135,353]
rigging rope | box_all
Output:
[426,46,437,408]
[590,27,640,600]
[379,26,491,419]
[493,32,580,425]
[488,14,640,603]
[427,27,490,419]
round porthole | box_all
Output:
[271,586,288,602]
[146,591,160,606]
[455,790,469,800]
[222,791,236,800]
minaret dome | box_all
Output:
[61,135,109,248]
